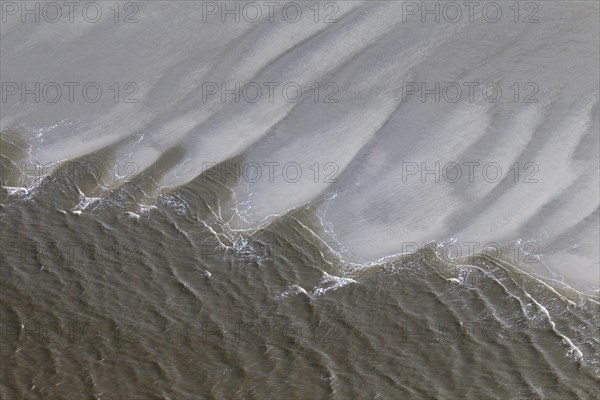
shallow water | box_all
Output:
[1,1,599,399]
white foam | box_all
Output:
[312,272,356,296]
